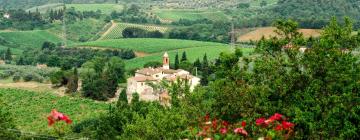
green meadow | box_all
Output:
[74,38,227,53]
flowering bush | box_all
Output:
[189,113,295,139]
[47,109,72,136]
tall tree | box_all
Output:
[181,51,187,62]
[174,53,179,69]
[4,48,11,61]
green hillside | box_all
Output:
[0,88,108,133]
[47,18,106,42]
[101,22,169,40]
[0,30,63,48]
[74,38,227,53]
[125,46,253,70]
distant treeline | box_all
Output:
[234,0,360,29]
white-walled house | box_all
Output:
[127,52,200,102]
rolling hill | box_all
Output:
[100,22,169,40]
[73,38,253,70]
[125,46,253,70]
[74,38,227,53]
[0,30,63,49]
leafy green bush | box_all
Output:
[12,73,21,82]
[23,74,33,82]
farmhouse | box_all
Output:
[127,52,200,103]
[3,13,10,19]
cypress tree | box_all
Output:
[65,68,79,93]
[174,53,179,69]
[119,89,128,103]
[181,51,187,62]
[5,48,12,61]
[201,54,209,86]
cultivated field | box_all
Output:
[47,18,106,42]
[237,27,322,42]
[0,88,108,133]
[66,4,123,14]
[101,22,169,40]
[74,38,226,53]
[152,9,229,21]
[125,46,253,70]
[0,30,63,48]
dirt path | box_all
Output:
[98,20,117,40]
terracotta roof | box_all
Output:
[129,76,157,82]
[136,67,185,75]
[164,74,195,81]
[136,68,163,75]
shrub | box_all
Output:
[12,73,21,82]
[23,74,33,82]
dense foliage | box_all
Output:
[70,19,360,139]
[81,57,125,100]
[233,0,360,28]
[0,97,18,139]
[19,42,135,69]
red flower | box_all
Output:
[47,109,72,126]
[47,116,55,126]
[220,128,228,134]
[212,119,218,129]
[221,121,229,127]
[274,124,283,131]
[205,114,210,121]
[234,128,248,136]
[256,118,266,126]
[282,121,295,130]
[241,121,246,127]
[269,113,283,121]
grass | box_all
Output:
[125,46,254,70]
[0,30,63,48]
[0,45,23,55]
[153,9,229,21]
[74,38,228,53]
[0,88,108,134]
[101,22,169,40]
[66,4,123,14]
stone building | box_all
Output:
[127,52,200,103]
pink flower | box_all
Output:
[256,118,266,126]
[274,124,283,131]
[220,128,228,134]
[241,121,246,127]
[282,121,295,130]
[234,128,248,136]
[47,109,72,126]
[269,113,283,121]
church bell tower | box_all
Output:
[163,52,170,69]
